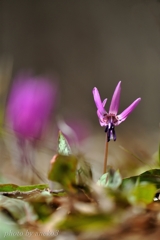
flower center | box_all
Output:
[103,114,117,141]
[103,114,118,125]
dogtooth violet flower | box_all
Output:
[6,73,58,141]
[92,81,141,142]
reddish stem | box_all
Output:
[103,137,109,174]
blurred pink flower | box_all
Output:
[6,73,58,140]
[57,117,91,146]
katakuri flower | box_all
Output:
[6,72,58,140]
[92,81,141,142]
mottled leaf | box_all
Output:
[77,158,92,186]
[97,167,122,190]
[48,154,77,191]
[58,131,71,156]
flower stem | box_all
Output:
[103,136,108,174]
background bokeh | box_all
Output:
[0,0,159,182]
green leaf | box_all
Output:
[97,167,122,190]
[48,154,78,191]
[77,158,92,186]
[0,184,48,192]
[0,195,37,223]
[0,213,23,240]
[58,213,113,232]
[29,191,55,221]
[122,169,160,189]
[58,131,71,156]
[128,182,156,205]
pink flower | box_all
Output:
[6,73,58,140]
[92,81,141,141]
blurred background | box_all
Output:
[0,0,159,183]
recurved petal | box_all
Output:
[102,98,107,107]
[92,87,107,115]
[109,81,121,115]
[117,98,141,124]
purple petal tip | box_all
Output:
[109,81,121,114]
[117,97,141,124]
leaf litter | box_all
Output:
[0,132,160,240]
